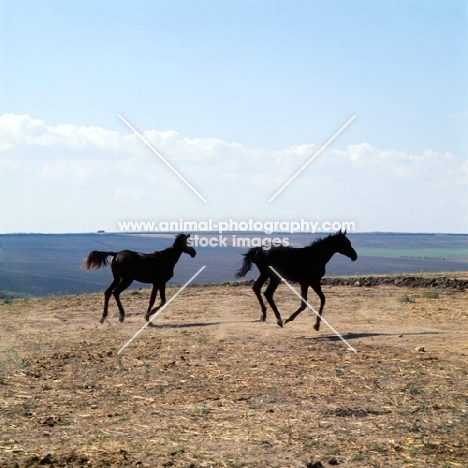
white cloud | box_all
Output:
[1,114,466,188]
[1,114,467,232]
[40,160,109,182]
[36,123,121,149]
[0,113,122,151]
[341,144,466,184]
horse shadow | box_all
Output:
[301,331,443,342]
[148,320,249,329]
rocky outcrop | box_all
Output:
[321,275,467,290]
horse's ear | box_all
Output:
[188,233,191,237]
[343,229,347,235]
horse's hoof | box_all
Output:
[277,320,284,328]
[284,318,290,325]
[313,323,320,331]
[119,316,125,323]
[99,318,105,324]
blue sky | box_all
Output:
[0,0,467,233]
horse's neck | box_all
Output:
[161,246,183,264]
[312,241,338,264]
[316,250,335,264]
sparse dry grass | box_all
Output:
[0,276,467,467]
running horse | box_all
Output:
[83,233,196,323]
[235,231,357,330]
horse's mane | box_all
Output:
[306,232,342,250]
[171,233,191,249]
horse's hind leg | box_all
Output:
[101,278,119,324]
[311,282,325,331]
[252,274,268,321]
[112,278,133,323]
[284,282,308,325]
[263,278,283,327]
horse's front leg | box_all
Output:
[158,283,167,310]
[263,278,283,327]
[145,283,159,322]
[284,282,308,325]
[252,274,268,321]
[311,282,325,331]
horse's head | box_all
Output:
[334,230,357,261]
[175,233,196,258]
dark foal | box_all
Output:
[84,233,196,323]
[235,231,357,330]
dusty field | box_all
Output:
[0,274,467,468]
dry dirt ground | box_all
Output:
[0,274,467,468]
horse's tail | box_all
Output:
[235,247,264,278]
[83,251,116,270]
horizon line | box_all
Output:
[1,230,467,236]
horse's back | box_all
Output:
[111,250,169,283]
[113,249,139,260]
[264,247,324,282]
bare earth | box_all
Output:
[0,274,467,468]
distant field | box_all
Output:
[347,233,468,260]
[0,233,467,297]
[355,247,468,261]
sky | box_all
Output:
[0,0,467,234]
